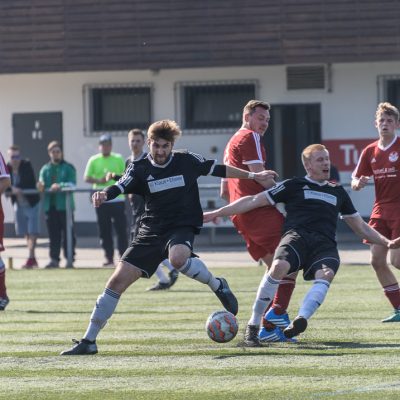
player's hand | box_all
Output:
[388,237,400,249]
[353,176,370,190]
[50,183,61,191]
[203,210,220,224]
[254,169,278,183]
[105,172,115,182]
[92,191,107,207]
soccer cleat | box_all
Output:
[21,257,38,269]
[168,269,179,288]
[283,316,308,339]
[45,260,59,269]
[214,277,238,316]
[0,296,10,311]
[147,281,171,291]
[102,258,114,267]
[264,307,291,328]
[259,326,297,343]
[244,324,261,347]
[382,309,400,323]
[60,339,98,355]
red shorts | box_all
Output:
[232,206,284,261]
[366,218,400,243]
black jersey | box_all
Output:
[116,150,216,234]
[265,176,358,242]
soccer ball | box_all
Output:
[205,310,239,343]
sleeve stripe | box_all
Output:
[251,132,264,162]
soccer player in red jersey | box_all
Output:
[352,102,400,322]
[0,151,11,310]
[221,100,297,342]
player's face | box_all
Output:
[375,112,399,138]
[245,107,270,135]
[99,141,112,156]
[49,147,62,163]
[148,138,173,165]
[129,134,145,155]
[306,149,331,182]
[7,149,21,167]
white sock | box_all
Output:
[162,259,174,271]
[155,265,169,283]
[298,279,330,320]
[248,273,280,326]
[83,288,121,342]
[178,258,220,291]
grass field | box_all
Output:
[1,264,400,400]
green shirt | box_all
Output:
[84,152,125,200]
[38,160,76,212]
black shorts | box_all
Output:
[121,226,196,278]
[273,229,340,281]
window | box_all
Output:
[176,81,257,133]
[83,83,152,137]
[286,65,326,90]
[378,75,400,107]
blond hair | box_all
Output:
[301,144,328,168]
[376,102,400,121]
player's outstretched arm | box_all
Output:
[203,192,270,222]
[351,175,370,191]
[344,214,392,247]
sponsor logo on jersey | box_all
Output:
[147,175,154,181]
[304,190,337,206]
[389,151,399,162]
[148,175,185,193]
[302,185,310,190]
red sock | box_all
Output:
[0,269,7,298]
[383,283,400,309]
[270,277,296,314]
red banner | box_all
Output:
[323,139,376,171]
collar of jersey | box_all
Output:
[378,135,398,151]
[305,175,328,186]
[148,153,174,168]
[131,151,147,162]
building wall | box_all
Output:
[3,60,399,223]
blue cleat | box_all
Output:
[264,307,290,328]
[259,326,297,343]
[382,309,400,323]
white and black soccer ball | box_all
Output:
[205,310,239,343]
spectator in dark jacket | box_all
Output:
[6,145,40,268]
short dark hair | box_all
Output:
[8,144,20,152]
[128,128,145,140]
[147,120,182,143]
[243,100,270,115]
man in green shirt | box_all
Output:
[84,134,127,266]
[38,141,76,268]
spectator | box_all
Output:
[6,145,41,268]
[0,150,11,310]
[84,134,127,266]
[37,141,76,268]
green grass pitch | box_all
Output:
[1,265,400,399]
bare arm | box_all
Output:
[247,163,277,189]
[344,214,399,248]
[204,191,270,223]
[85,175,108,184]
[0,177,11,194]
[225,164,277,187]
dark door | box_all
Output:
[12,112,63,175]
[263,104,321,178]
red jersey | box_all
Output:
[352,136,400,219]
[223,128,267,201]
[0,151,10,252]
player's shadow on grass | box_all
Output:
[319,341,400,349]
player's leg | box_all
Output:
[111,202,128,258]
[0,209,8,310]
[61,260,142,355]
[147,264,171,291]
[96,204,114,265]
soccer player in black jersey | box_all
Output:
[61,119,277,355]
[204,144,400,346]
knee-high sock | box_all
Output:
[270,276,296,314]
[0,258,7,298]
[162,259,174,272]
[298,279,330,320]
[83,288,121,342]
[383,283,400,309]
[248,273,280,326]
[178,258,220,291]
[155,265,169,283]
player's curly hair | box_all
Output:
[147,120,182,143]
[376,102,400,121]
